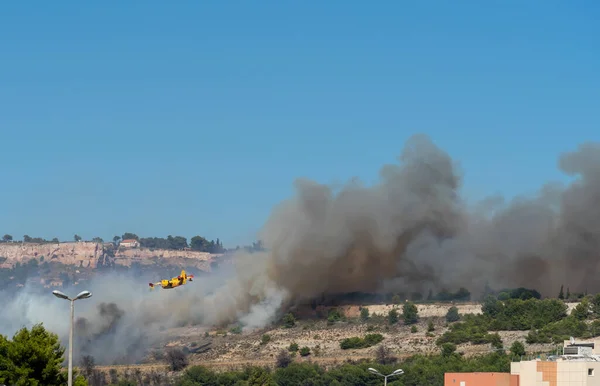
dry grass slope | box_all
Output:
[91,301,580,375]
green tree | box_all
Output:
[73,375,88,386]
[121,233,139,241]
[175,365,218,385]
[0,323,67,386]
[510,341,526,358]
[388,308,399,325]
[572,297,590,320]
[441,342,457,356]
[360,307,370,322]
[488,333,503,350]
[559,285,564,299]
[402,301,419,325]
[74,234,82,242]
[2,234,12,242]
[327,308,345,325]
[191,235,209,251]
[282,312,296,328]
[190,235,224,253]
[566,287,571,300]
[590,294,600,317]
[427,320,435,332]
[482,295,502,318]
[446,306,460,322]
[272,362,325,386]
[247,366,276,386]
[454,287,471,301]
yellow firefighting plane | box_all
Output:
[149,270,194,290]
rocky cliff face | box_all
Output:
[0,242,217,270]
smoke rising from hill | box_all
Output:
[207,134,600,326]
[1,134,600,364]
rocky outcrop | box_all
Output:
[0,242,217,270]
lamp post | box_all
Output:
[52,290,92,386]
[368,367,404,385]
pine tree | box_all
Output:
[566,287,571,300]
[559,285,564,299]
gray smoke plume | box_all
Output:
[1,133,600,364]
[205,134,600,323]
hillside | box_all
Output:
[94,299,584,378]
[0,241,218,270]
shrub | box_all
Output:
[261,334,271,345]
[327,308,345,325]
[134,351,513,386]
[360,307,370,321]
[436,315,496,346]
[427,320,435,332]
[510,341,526,358]
[441,342,457,356]
[446,306,460,322]
[340,334,384,350]
[437,296,591,347]
[388,308,399,325]
[282,312,296,328]
[375,344,397,364]
[276,349,293,368]
[299,347,311,356]
[288,342,299,352]
[402,301,419,325]
[482,297,567,329]
[165,347,189,371]
[526,316,596,344]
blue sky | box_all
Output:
[1,1,598,247]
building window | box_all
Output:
[589,368,594,376]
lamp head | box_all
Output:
[75,290,92,300]
[368,368,383,376]
[52,290,70,300]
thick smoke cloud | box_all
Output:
[1,134,600,364]
[213,134,600,320]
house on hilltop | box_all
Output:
[120,239,140,248]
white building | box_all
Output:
[120,239,139,248]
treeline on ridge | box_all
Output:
[1,232,268,254]
[304,285,547,307]
[436,292,600,349]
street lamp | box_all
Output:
[368,367,404,385]
[52,290,92,386]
